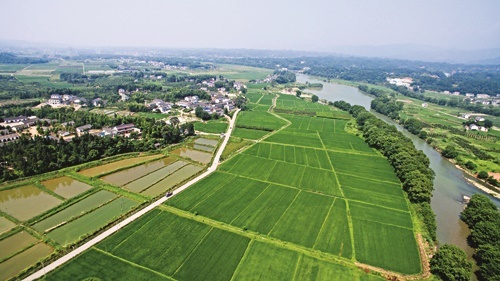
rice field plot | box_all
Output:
[295,146,307,165]
[0,243,53,281]
[141,164,203,197]
[232,127,269,140]
[257,142,271,158]
[125,161,187,193]
[0,217,15,234]
[101,158,175,187]
[0,64,27,72]
[166,172,236,210]
[307,117,327,131]
[349,201,413,229]
[0,184,63,221]
[313,198,352,258]
[194,138,218,147]
[295,255,382,281]
[78,154,163,177]
[258,94,274,105]
[97,209,212,276]
[41,177,92,199]
[236,111,287,131]
[251,104,272,111]
[43,248,167,281]
[170,148,212,164]
[335,166,400,184]
[0,231,39,261]
[233,241,299,281]
[188,177,268,224]
[284,145,295,163]
[267,161,305,187]
[352,218,421,274]
[47,197,139,246]
[330,151,393,171]
[320,132,377,154]
[32,190,117,233]
[231,184,299,234]
[264,130,324,148]
[245,92,263,103]
[269,143,285,161]
[343,186,409,211]
[172,228,249,281]
[270,191,333,247]
[299,167,343,196]
[336,174,404,197]
[220,154,276,182]
[305,147,322,168]
[193,144,213,152]
[194,121,228,133]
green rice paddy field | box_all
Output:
[43,94,422,280]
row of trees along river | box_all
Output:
[296,74,500,261]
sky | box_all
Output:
[1,0,500,51]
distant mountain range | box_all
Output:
[0,39,499,65]
[325,44,500,65]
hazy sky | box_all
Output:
[1,0,499,51]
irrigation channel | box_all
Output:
[297,73,500,258]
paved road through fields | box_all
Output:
[24,109,240,281]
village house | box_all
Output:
[76,124,92,136]
[100,123,140,137]
[0,133,20,146]
[2,115,28,123]
[476,94,490,99]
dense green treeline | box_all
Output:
[333,101,436,241]
[0,52,49,64]
[461,194,500,280]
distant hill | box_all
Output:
[326,44,500,65]
[0,52,49,64]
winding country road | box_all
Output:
[24,109,240,281]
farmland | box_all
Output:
[19,78,421,280]
[0,150,210,279]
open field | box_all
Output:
[0,243,53,281]
[170,148,212,164]
[236,111,287,131]
[194,120,228,133]
[125,161,187,192]
[232,127,270,139]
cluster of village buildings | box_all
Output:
[459,114,489,132]
[0,114,141,146]
[46,94,104,108]
[145,92,236,116]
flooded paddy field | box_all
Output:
[194,138,218,147]
[32,190,117,233]
[0,231,38,261]
[0,217,15,234]
[141,164,203,197]
[78,154,163,177]
[0,185,62,221]
[171,148,212,164]
[124,161,187,193]
[41,177,93,199]
[0,243,53,281]
[100,158,175,186]
[46,197,139,246]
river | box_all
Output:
[296,74,500,256]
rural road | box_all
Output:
[24,109,240,281]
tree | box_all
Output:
[465,161,477,170]
[430,244,472,281]
[442,145,458,159]
[169,117,180,127]
[477,171,489,179]
[296,90,302,97]
[484,119,493,128]
[311,94,319,103]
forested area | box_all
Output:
[461,194,500,280]
[0,52,49,64]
